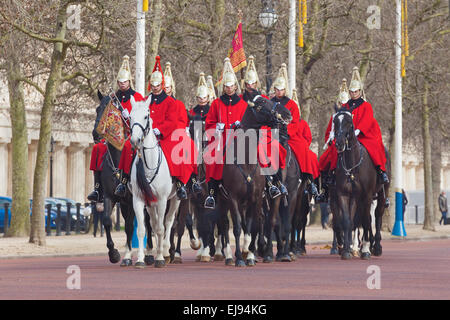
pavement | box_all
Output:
[1,223,449,259]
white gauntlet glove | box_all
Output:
[153,128,161,137]
[354,129,361,137]
[121,109,130,119]
[216,123,225,134]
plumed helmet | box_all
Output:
[244,55,261,88]
[349,66,366,100]
[272,63,290,96]
[218,57,241,96]
[206,75,217,103]
[291,88,301,117]
[338,78,350,104]
[147,56,165,91]
[116,55,133,88]
[196,72,209,99]
[163,61,176,97]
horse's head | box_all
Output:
[129,96,153,150]
[333,108,355,153]
[93,90,111,143]
[246,95,292,128]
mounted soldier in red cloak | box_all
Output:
[317,68,389,203]
[87,55,144,201]
[270,63,319,197]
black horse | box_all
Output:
[330,107,390,260]
[93,91,153,266]
[219,95,292,267]
[263,139,307,262]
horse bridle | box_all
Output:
[130,109,162,181]
[252,100,288,126]
[335,111,363,178]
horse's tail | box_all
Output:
[136,157,157,206]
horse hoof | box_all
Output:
[372,246,382,257]
[263,256,273,263]
[164,256,170,264]
[190,239,201,250]
[144,255,155,266]
[235,260,246,267]
[351,250,360,258]
[195,255,201,262]
[200,255,211,263]
[225,258,234,266]
[154,260,166,268]
[281,254,292,262]
[214,254,225,262]
[330,248,339,255]
[289,252,296,261]
[173,256,182,264]
[242,252,248,260]
[341,252,352,260]
[246,259,256,267]
[135,261,145,269]
[108,249,121,264]
[120,259,133,267]
[361,252,371,260]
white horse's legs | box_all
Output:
[132,197,147,266]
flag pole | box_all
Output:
[288,0,296,97]
[392,0,406,237]
[136,0,146,95]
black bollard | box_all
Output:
[46,203,52,236]
[56,203,62,236]
[75,203,81,234]
[3,202,9,236]
[65,202,72,235]
[415,205,419,225]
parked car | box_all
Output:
[1,197,56,233]
[45,197,87,232]
[0,196,12,233]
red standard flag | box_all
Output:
[216,21,247,87]
[228,21,247,72]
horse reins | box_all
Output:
[132,110,162,185]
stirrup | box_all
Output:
[309,182,319,196]
[191,179,203,195]
[204,195,216,209]
[269,185,282,199]
[176,183,188,200]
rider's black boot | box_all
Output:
[176,179,188,200]
[189,174,203,196]
[377,167,390,184]
[114,171,129,198]
[204,179,218,209]
[88,171,103,201]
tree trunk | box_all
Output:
[422,80,435,231]
[29,1,69,245]
[5,53,30,237]
[431,124,442,224]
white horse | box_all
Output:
[127,96,180,268]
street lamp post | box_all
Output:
[49,136,55,198]
[259,0,278,94]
